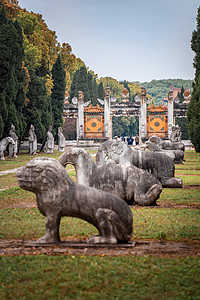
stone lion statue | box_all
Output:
[16,157,133,244]
[0,137,15,160]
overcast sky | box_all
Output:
[19,0,199,82]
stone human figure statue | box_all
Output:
[46,126,54,154]
[58,127,65,152]
[29,124,37,155]
[8,124,18,158]
[168,124,172,139]
[170,125,182,143]
[175,125,182,142]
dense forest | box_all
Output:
[141,79,193,105]
[0,0,195,142]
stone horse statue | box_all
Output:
[146,136,184,164]
[0,137,15,160]
[59,148,162,206]
[16,157,133,244]
[96,140,182,188]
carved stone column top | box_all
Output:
[104,87,110,99]
[168,90,173,101]
[78,91,84,101]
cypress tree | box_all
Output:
[0,5,26,138]
[98,81,104,100]
[74,66,88,101]
[13,19,26,137]
[69,69,79,100]
[51,54,66,140]
[92,77,98,106]
[24,70,52,143]
[188,6,200,152]
[87,72,93,101]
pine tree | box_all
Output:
[51,54,66,140]
[188,6,200,152]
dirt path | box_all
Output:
[0,168,19,175]
[0,239,199,257]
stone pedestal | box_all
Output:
[104,87,111,139]
[168,91,174,139]
[140,87,147,142]
[77,91,84,140]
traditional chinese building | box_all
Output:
[63,87,190,142]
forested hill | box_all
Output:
[141,79,193,105]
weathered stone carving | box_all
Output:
[170,125,182,142]
[29,124,37,155]
[149,135,185,152]
[8,124,18,158]
[167,125,185,151]
[146,136,184,164]
[16,157,133,244]
[0,137,15,160]
[59,148,162,206]
[96,140,182,188]
[46,126,54,154]
[58,127,65,152]
[146,140,175,161]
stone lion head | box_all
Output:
[16,157,72,193]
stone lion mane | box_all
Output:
[16,157,133,244]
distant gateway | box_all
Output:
[63,87,190,142]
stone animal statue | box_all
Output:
[146,137,184,164]
[16,157,133,244]
[96,140,182,188]
[59,148,162,206]
[152,135,185,152]
[0,137,15,160]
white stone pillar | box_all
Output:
[167,90,174,139]
[77,91,84,140]
[104,87,111,138]
[140,87,147,141]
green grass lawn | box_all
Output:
[0,207,199,242]
[0,256,199,299]
[0,149,200,299]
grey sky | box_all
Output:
[19,0,199,82]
